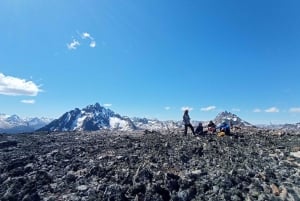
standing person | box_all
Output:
[183,110,195,135]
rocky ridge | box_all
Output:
[0,128,299,201]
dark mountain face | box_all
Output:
[38,103,136,132]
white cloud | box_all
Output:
[90,41,96,48]
[103,103,112,107]
[201,106,216,111]
[67,39,80,50]
[181,106,193,111]
[82,32,93,40]
[253,108,261,113]
[265,107,279,113]
[289,107,300,113]
[82,32,90,38]
[164,106,171,110]
[21,99,35,104]
[0,73,41,96]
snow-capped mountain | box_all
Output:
[26,117,54,130]
[38,105,259,133]
[213,111,253,127]
[2,107,298,133]
[38,103,136,132]
[132,117,182,132]
[0,114,52,134]
[257,122,300,131]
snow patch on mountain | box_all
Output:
[110,117,133,131]
[73,115,87,131]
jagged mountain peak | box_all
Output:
[84,102,102,111]
[214,111,252,127]
[82,103,115,116]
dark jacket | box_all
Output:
[208,121,216,128]
[183,113,191,125]
[195,123,203,134]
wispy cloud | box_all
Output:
[253,108,261,113]
[67,39,80,50]
[164,106,171,110]
[201,106,216,111]
[265,107,279,113]
[289,107,300,113]
[103,103,112,107]
[67,32,97,50]
[0,73,41,96]
[78,32,96,48]
[181,106,193,111]
[21,99,35,104]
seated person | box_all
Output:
[195,122,204,135]
[207,120,216,133]
[217,121,231,135]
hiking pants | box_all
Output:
[184,124,195,135]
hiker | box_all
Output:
[207,120,216,133]
[183,110,195,135]
[217,120,231,135]
[195,122,204,135]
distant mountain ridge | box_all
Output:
[0,114,52,134]
[131,117,182,132]
[38,103,255,132]
[2,104,299,133]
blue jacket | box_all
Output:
[217,123,230,131]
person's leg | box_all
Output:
[189,124,195,135]
[184,125,188,135]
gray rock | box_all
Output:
[0,129,299,200]
[0,140,18,149]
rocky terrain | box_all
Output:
[0,128,299,201]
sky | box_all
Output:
[1,0,300,125]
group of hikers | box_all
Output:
[183,109,231,136]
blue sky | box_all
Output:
[1,0,300,124]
